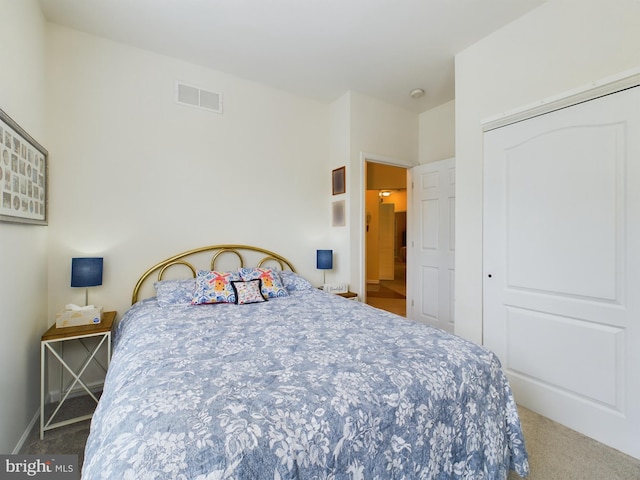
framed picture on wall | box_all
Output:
[0,107,48,225]
[332,166,345,195]
[332,200,346,227]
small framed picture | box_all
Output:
[332,166,345,195]
[332,200,345,227]
[0,107,48,225]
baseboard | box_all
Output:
[46,380,104,403]
[13,409,39,454]
[13,380,104,454]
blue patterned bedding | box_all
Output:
[83,287,528,479]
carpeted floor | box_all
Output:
[508,405,640,479]
[21,397,640,478]
[21,395,96,469]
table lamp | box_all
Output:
[71,257,103,306]
[316,250,333,286]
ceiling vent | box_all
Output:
[175,81,223,114]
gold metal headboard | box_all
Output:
[158,261,197,279]
[211,248,244,270]
[132,244,296,304]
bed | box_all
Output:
[82,245,529,479]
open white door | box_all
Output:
[483,85,640,459]
[408,158,455,332]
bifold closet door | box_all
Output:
[483,85,640,459]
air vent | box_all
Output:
[175,81,223,114]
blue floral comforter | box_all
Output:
[83,289,528,479]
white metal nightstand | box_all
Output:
[40,311,116,439]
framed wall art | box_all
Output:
[332,166,345,195]
[0,108,48,225]
[332,200,346,227]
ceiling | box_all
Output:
[38,0,544,113]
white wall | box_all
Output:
[347,92,418,295]
[45,25,332,321]
[0,0,48,454]
[418,99,455,164]
[455,0,640,343]
[327,93,351,287]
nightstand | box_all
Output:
[40,310,116,439]
[336,291,358,300]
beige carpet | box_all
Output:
[21,395,95,469]
[508,405,640,479]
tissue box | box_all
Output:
[323,283,349,294]
[56,307,103,328]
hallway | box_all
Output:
[366,261,406,316]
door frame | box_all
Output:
[482,67,640,132]
[359,152,414,304]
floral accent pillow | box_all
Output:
[238,267,289,299]
[191,270,241,304]
[231,279,267,305]
[155,279,196,307]
[278,271,314,292]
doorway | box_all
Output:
[365,161,407,316]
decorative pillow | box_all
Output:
[238,267,289,299]
[191,270,241,305]
[231,279,267,305]
[154,279,196,307]
[278,271,315,291]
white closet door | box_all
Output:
[483,85,640,459]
